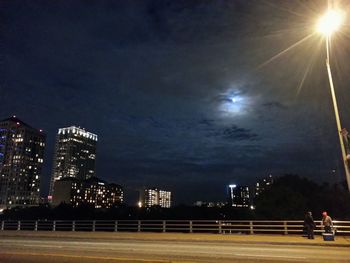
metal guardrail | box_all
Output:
[0,220,349,235]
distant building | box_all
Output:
[140,188,171,208]
[255,174,273,197]
[193,201,226,208]
[49,126,97,198]
[0,116,46,209]
[228,184,250,208]
[52,177,123,208]
[159,190,171,208]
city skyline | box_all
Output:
[0,115,277,206]
[2,1,350,204]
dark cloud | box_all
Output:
[222,126,258,141]
[262,101,288,110]
[206,125,258,141]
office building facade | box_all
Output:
[0,116,46,209]
[49,126,97,197]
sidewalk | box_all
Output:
[1,231,349,247]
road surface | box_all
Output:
[0,232,349,262]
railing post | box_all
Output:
[114,220,118,232]
[189,221,193,233]
[92,220,96,232]
[218,221,222,234]
[162,220,166,233]
[17,221,21,231]
[250,221,254,235]
[72,221,75,232]
[137,220,141,232]
[283,221,288,235]
[1,221,4,231]
[53,220,56,231]
[34,221,38,231]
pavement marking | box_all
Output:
[0,252,172,263]
[235,253,307,259]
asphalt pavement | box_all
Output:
[0,231,349,262]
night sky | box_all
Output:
[1,0,350,204]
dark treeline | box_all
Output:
[254,174,350,220]
[0,204,253,221]
[1,175,350,220]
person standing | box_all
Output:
[304,211,316,239]
[321,211,333,233]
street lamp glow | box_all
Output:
[315,7,350,192]
[317,10,344,36]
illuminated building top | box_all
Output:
[58,126,98,141]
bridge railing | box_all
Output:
[1,220,350,235]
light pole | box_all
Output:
[317,9,350,191]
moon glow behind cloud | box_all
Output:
[217,88,252,117]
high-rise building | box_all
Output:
[0,116,46,209]
[143,188,158,207]
[139,188,172,208]
[49,126,97,198]
[228,184,250,208]
[52,177,123,208]
[159,190,171,208]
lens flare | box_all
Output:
[317,10,345,36]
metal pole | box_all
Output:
[326,36,350,192]
[137,220,141,232]
[114,220,118,232]
[249,221,254,235]
[283,221,288,235]
[162,220,166,233]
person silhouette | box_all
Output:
[304,211,316,239]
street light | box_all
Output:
[317,10,344,36]
[316,9,350,191]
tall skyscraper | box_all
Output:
[139,188,172,208]
[0,116,46,209]
[49,126,97,198]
